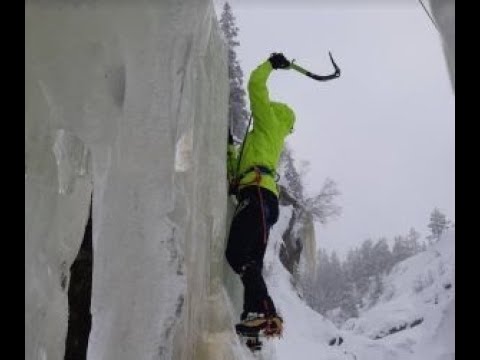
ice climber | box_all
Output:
[226,53,294,338]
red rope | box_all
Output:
[256,182,267,245]
[256,169,269,320]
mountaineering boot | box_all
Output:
[235,312,284,338]
[263,315,283,338]
[245,336,263,352]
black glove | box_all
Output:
[268,53,291,69]
[228,182,239,197]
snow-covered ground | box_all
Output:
[263,206,343,360]
[255,205,455,360]
[343,230,455,360]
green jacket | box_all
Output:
[228,60,296,197]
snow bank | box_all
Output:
[260,205,411,360]
[343,230,455,359]
[26,1,235,359]
[263,206,339,359]
[261,212,454,360]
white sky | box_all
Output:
[214,1,455,257]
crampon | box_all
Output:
[236,316,283,352]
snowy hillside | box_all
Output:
[342,230,455,360]
[252,208,454,360]
[263,206,344,360]
[242,205,455,360]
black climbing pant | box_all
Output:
[225,185,279,319]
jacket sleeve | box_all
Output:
[227,143,238,183]
[248,60,274,133]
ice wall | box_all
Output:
[429,0,455,90]
[26,1,236,359]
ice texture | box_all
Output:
[26,1,234,359]
[429,0,455,90]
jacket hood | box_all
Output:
[271,101,295,134]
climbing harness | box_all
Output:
[229,112,278,197]
[232,166,270,243]
[236,165,279,184]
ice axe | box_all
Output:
[289,52,341,81]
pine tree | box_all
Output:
[357,239,374,297]
[427,207,449,243]
[339,284,359,319]
[310,249,341,314]
[421,241,428,252]
[369,274,384,305]
[392,235,411,263]
[219,2,249,140]
[329,251,347,307]
[372,237,393,274]
[405,227,422,254]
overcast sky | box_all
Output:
[214,1,455,257]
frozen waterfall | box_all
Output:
[25,1,246,359]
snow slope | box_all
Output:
[264,206,341,360]
[248,206,455,360]
[253,206,412,360]
[343,230,455,360]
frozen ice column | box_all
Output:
[26,1,230,360]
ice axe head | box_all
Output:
[290,52,341,81]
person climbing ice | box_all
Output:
[225,52,294,339]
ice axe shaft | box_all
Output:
[290,52,341,81]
